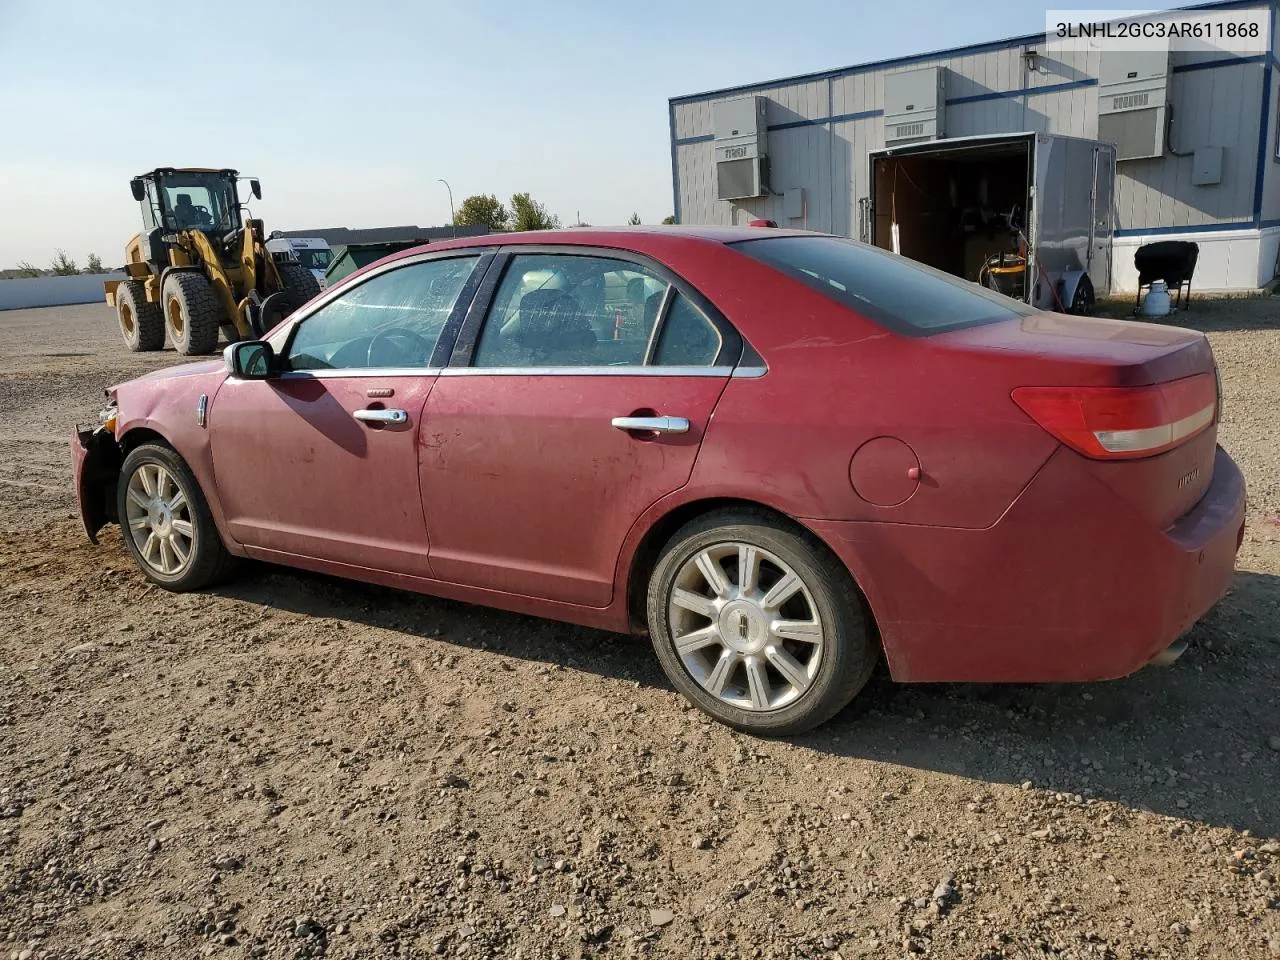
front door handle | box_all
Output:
[354,408,408,424]
[611,415,690,435]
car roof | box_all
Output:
[384,225,817,258]
[328,225,823,290]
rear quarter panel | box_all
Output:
[662,249,1059,528]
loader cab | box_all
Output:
[131,168,245,238]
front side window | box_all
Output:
[139,182,162,233]
[157,174,239,233]
[287,256,478,370]
[295,248,333,271]
[733,235,1036,335]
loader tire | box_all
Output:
[275,261,322,311]
[117,280,164,352]
[162,272,221,356]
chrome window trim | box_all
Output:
[274,364,760,380]
[279,367,444,380]
[437,365,736,378]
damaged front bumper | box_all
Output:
[71,425,122,543]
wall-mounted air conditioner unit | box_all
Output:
[713,96,770,200]
[1097,46,1170,161]
[884,67,946,145]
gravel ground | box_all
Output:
[1,301,1278,960]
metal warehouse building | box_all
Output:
[669,0,1280,293]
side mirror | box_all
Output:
[249,179,262,200]
[130,178,146,202]
[223,340,275,379]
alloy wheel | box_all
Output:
[124,462,195,577]
[667,542,825,712]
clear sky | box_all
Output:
[0,0,1190,267]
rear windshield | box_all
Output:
[733,235,1035,335]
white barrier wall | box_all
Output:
[0,273,124,311]
[1110,228,1280,295]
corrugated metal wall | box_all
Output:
[1260,11,1280,224]
[672,2,1274,238]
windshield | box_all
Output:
[156,173,240,233]
[732,234,1035,335]
[295,248,333,271]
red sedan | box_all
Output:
[72,228,1246,735]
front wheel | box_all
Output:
[275,261,322,312]
[646,510,877,736]
[117,443,235,590]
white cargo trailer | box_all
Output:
[868,132,1116,313]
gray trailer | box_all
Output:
[868,132,1115,313]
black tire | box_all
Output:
[1069,276,1095,315]
[275,261,322,311]
[116,443,236,591]
[161,272,221,356]
[646,509,877,736]
[116,280,164,352]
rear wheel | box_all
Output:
[646,510,877,736]
[275,261,322,311]
[117,443,235,591]
[162,272,221,355]
[116,280,164,352]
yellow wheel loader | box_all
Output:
[103,168,320,355]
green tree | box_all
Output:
[627,212,642,226]
[51,250,78,276]
[83,253,104,274]
[661,215,676,225]
[510,192,560,231]
[454,193,509,231]
[15,261,40,278]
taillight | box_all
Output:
[1012,374,1217,460]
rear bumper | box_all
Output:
[806,445,1246,683]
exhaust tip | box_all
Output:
[1149,638,1189,667]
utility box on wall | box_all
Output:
[884,67,947,145]
[713,96,770,200]
[1097,46,1170,160]
[1192,145,1223,185]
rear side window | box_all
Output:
[733,235,1035,335]
[653,294,722,366]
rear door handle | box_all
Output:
[353,408,408,424]
[611,416,689,435]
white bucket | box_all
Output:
[1141,280,1172,317]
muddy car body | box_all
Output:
[73,227,1246,734]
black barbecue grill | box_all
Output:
[1133,240,1199,313]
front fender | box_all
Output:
[112,367,244,556]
